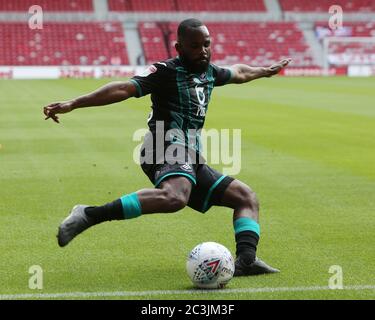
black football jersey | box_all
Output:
[130,57,232,153]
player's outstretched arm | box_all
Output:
[228,58,291,84]
[43,81,137,123]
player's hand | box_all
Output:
[265,58,291,77]
[43,101,74,123]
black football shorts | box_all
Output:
[140,135,234,213]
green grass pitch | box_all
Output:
[0,77,374,300]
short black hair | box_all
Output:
[177,18,204,41]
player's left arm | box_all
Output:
[228,58,291,84]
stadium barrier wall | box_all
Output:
[1,66,373,79]
[280,67,348,76]
[0,66,139,79]
[348,65,375,76]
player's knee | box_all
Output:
[168,193,188,212]
[159,184,189,212]
[237,184,259,212]
[163,190,188,212]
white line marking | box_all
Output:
[1,285,374,300]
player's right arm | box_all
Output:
[43,81,137,123]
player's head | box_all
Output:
[175,18,211,73]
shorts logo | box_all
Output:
[180,163,192,172]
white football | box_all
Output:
[186,242,235,289]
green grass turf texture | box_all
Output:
[0,77,374,300]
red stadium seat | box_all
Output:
[108,0,266,12]
[0,22,129,65]
[139,22,315,67]
[280,0,375,12]
[108,0,176,11]
[0,0,93,11]
[316,22,375,37]
[177,0,266,11]
[315,22,375,66]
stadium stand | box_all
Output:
[139,22,315,66]
[279,0,375,12]
[108,0,176,11]
[315,22,375,66]
[326,41,375,66]
[177,0,266,11]
[108,0,266,12]
[139,22,170,63]
[0,22,128,65]
[316,21,375,37]
[0,0,93,12]
[0,0,373,72]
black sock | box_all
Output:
[235,231,259,264]
[84,199,124,224]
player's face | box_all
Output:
[177,26,211,73]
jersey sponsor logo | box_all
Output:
[197,105,206,117]
[180,163,192,172]
[196,87,205,105]
[195,86,206,117]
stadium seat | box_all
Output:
[108,0,176,11]
[316,22,375,37]
[139,22,315,66]
[0,22,129,65]
[0,0,93,11]
[315,22,375,66]
[279,0,375,12]
[108,0,266,12]
[177,0,266,12]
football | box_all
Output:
[186,242,235,289]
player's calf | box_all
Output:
[56,176,192,247]
[222,180,279,276]
[231,182,259,221]
[221,180,261,265]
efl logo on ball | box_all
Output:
[186,242,235,289]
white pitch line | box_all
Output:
[1,285,374,300]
